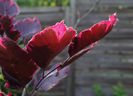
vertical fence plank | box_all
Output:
[65,0,76,96]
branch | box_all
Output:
[74,0,101,29]
[29,42,97,96]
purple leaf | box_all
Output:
[0,0,20,17]
[15,17,41,37]
[39,66,70,91]
[31,65,70,91]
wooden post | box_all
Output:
[65,0,76,96]
[65,0,76,26]
[70,0,76,26]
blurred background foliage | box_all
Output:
[15,0,70,7]
[92,83,127,96]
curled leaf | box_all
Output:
[68,13,118,56]
[26,21,76,68]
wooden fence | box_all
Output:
[17,0,133,96]
[75,0,133,96]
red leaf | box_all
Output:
[4,81,10,88]
[26,21,76,68]
[0,16,13,30]
[7,92,12,96]
[0,37,38,87]
[0,0,20,17]
[0,92,4,96]
[68,13,118,56]
[0,16,20,41]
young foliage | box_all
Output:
[0,0,118,95]
[0,0,41,89]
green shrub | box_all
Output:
[92,84,105,96]
[113,83,127,96]
[16,0,70,7]
[92,83,127,96]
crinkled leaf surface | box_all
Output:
[0,0,20,17]
[26,21,76,68]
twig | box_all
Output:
[24,0,101,96]
[30,42,97,96]
[30,64,63,96]
[62,42,97,68]
[74,0,101,28]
